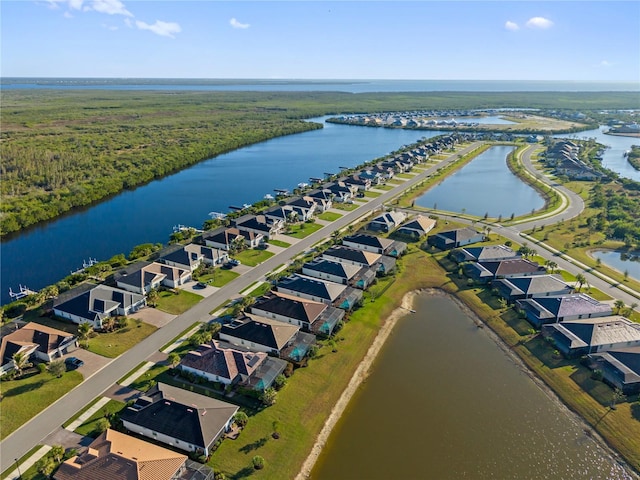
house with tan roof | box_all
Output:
[120,383,238,457]
[54,429,187,480]
[0,322,78,375]
[395,215,436,239]
[115,262,190,295]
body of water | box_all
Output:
[310,294,632,480]
[415,145,545,217]
[592,250,640,282]
[554,126,640,182]
[2,78,638,93]
[0,118,434,305]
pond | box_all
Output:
[592,250,640,282]
[310,294,633,479]
[414,145,545,218]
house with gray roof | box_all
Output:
[516,293,613,328]
[395,216,436,239]
[203,226,263,251]
[493,275,573,301]
[324,182,357,203]
[285,197,317,221]
[367,210,407,233]
[276,274,346,305]
[220,315,314,362]
[234,214,283,239]
[160,243,227,272]
[465,258,547,283]
[428,227,484,250]
[589,347,640,395]
[54,285,146,329]
[306,189,334,211]
[116,262,190,295]
[322,246,381,269]
[250,292,344,336]
[542,316,640,358]
[452,244,520,263]
[120,383,238,457]
[343,233,407,257]
[302,258,363,285]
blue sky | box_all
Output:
[1,1,639,82]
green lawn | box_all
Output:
[374,184,394,191]
[74,399,126,437]
[0,370,83,436]
[233,248,275,267]
[331,202,359,211]
[199,268,240,288]
[363,190,382,198]
[285,222,324,239]
[1,445,43,480]
[86,320,157,357]
[395,172,414,179]
[267,238,291,248]
[242,282,272,298]
[155,289,203,315]
[317,211,343,222]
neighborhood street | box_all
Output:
[0,141,483,470]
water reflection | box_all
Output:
[592,250,640,282]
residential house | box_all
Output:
[588,347,640,395]
[264,206,291,225]
[185,243,229,266]
[159,245,204,272]
[516,293,613,328]
[116,262,190,295]
[203,227,263,251]
[302,258,362,285]
[306,189,335,211]
[465,258,547,283]
[276,274,363,310]
[542,316,640,357]
[493,275,573,302]
[54,285,146,329]
[427,227,484,250]
[0,322,78,375]
[322,246,383,272]
[285,197,317,222]
[179,339,290,389]
[220,315,314,363]
[451,244,520,263]
[250,291,344,336]
[234,214,283,240]
[367,210,407,233]
[342,233,407,257]
[325,182,357,203]
[395,216,436,239]
[120,383,238,457]
[343,174,372,191]
[357,170,383,186]
[54,429,187,480]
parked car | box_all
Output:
[65,357,84,369]
[228,259,241,267]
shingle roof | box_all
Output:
[54,429,186,480]
[54,286,144,320]
[458,245,519,262]
[397,216,436,234]
[251,292,327,324]
[477,258,546,276]
[495,275,571,297]
[591,347,640,384]
[180,340,267,382]
[120,383,238,451]
[532,294,612,318]
[302,259,361,280]
[437,227,481,242]
[343,233,393,250]
[322,246,381,267]
[1,322,75,365]
[546,316,640,350]
[277,274,346,302]
[221,316,299,350]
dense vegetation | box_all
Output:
[2,90,639,235]
[588,182,640,247]
[627,145,640,171]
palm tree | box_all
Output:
[78,322,93,346]
[546,261,558,274]
[614,299,625,314]
[575,273,587,292]
[12,351,32,378]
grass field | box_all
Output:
[363,190,382,198]
[331,202,359,211]
[267,238,291,248]
[155,290,203,315]
[285,222,324,239]
[316,211,343,222]
[86,320,157,357]
[233,248,275,267]
[199,268,241,288]
[73,399,126,437]
[0,370,83,436]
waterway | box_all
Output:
[554,126,640,182]
[310,294,633,480]
[592,250,640,282]
[414,145,545,217]
[0,118,434,305]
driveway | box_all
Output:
[43,428,93,450]
[65,348,111,379]
[129,307,177,328]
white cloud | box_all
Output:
[63,10,73,18]
[598,60,613,67]
[124,17,132,28]
[505,21,519,31]
[101,23,118,31]
[84,0,132,17]
[230,17,250,29]
[525,17,553,29]
[136,20,181,38]
[68,0,84,10]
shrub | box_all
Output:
[260,387,277,406]
[274,374,287,390]
[252,455,265,470]
[37,363,47,373]
[233,411,249,428]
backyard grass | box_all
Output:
[0,370,83,436]
[155,290,203,315]
[73,399,126,437]
[86,320,157,357]
[316,211,343,222]
[233,248,275,267]
[285,222,324,239]
[267,238,291,248]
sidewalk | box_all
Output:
[65,396,110,431]
[4,445,51,480]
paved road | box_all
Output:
[0,141,484,470]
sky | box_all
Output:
[1,1,639,82]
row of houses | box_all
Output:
[543,140,604,181]
[442,230,640,395]
[330,110,506,128]
[173,233,410,395]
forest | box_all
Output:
[2,89,639,235]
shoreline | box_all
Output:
[295,290,419,480]
[296,287,639,480]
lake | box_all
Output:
[592,250,640,282]
[310,294,633,480]
[414,145,545,217]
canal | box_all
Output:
[310,294,632,479]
